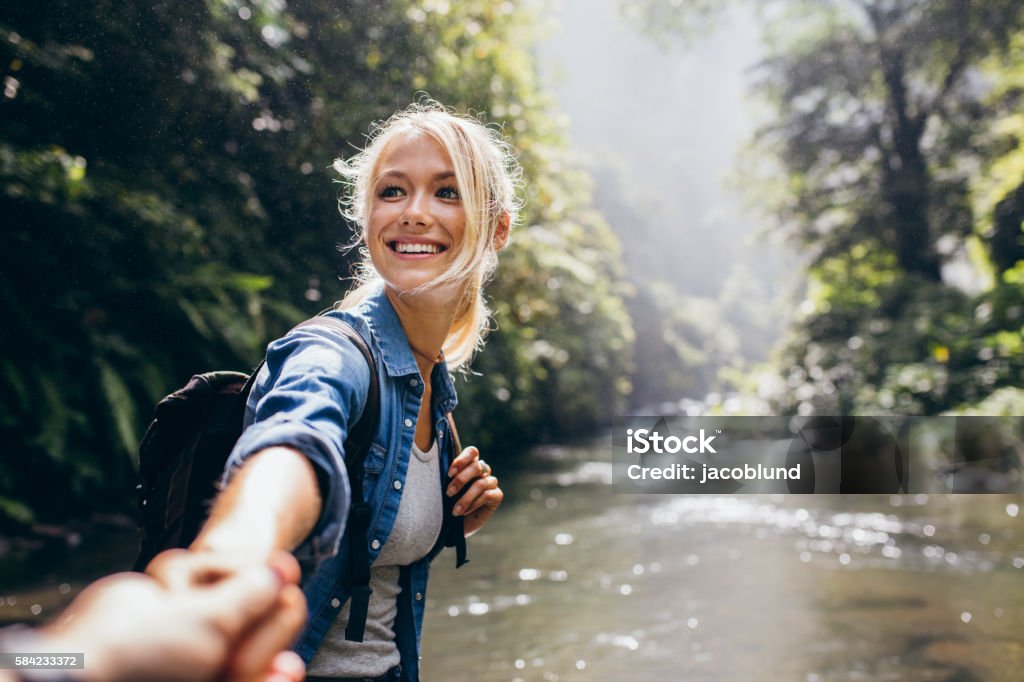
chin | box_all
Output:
[384,275,436,294]
[384,276,467,305]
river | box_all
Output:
[3,437,1022,681]
[420,439,1023,681]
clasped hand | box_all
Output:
[25,550,307,682]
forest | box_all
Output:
[2,0,1022,528]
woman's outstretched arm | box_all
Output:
[195,447,322,557]
[148,446,322,589]
[152,321,373,583]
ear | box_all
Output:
[493,211,511,251]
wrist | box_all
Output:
[202,447,321,556]
[191,522,278,562]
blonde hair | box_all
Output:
[333,99,521,369]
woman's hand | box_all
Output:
[446,445,503,536]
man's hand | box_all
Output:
[41,551,307,682]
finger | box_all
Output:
[464,488,503,536]
[447,446,479,477]
[267,651,305,682]
[260,671,303,681]
[447,456,487,497]
[227,584,307,681]
[196,565,284,640]
[266,551,302,586]
[463,482,503,516]
[147,549,250,590]
[453,476,499,516]
[448,466,479,497]
[446,446,477,477]
[144,548,193,588]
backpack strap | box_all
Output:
[292,317,379,472]
[445,412,462,453]
[235,361,266,423]
[444,412,468,568]
[292,316,379,643]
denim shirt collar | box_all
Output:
[357,284,459,414]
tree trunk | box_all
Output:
[880,46,943,282]
[991,181,1024,274]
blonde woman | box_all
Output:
[151,100,518,682]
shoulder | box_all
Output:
[262,313,375,391]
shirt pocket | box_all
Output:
[360,442,389,487]
[348,442,388,506]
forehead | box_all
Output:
[376,130,454,177]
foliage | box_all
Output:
[0,0,633,526]
[624,0,1024,417]
[580,161,774,411]
[625,282,742,409]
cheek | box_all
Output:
[446,208,467,240]
[366,206,394,237]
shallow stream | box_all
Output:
[420,440,1023,681]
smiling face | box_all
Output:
[366,130,468,304]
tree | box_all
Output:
[0,0,634,526]
[623,0,1024,415]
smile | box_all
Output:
[389,241,447,254]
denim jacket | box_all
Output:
[222,284,465,681]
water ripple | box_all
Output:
[623,495,1020,573]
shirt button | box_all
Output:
[415,592,423,601]
[371,539,381,550]
[330,598,341,608]
[404,418,413,428]
[393,480,402,490]
[410,378,419,387]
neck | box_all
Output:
[384,284,463,380]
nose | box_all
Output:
[401,191,430,228]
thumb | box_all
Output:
[195,566,283,639]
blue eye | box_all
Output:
[437,186,460,200]
[379,185,404,198]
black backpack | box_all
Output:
[133,316,381,640]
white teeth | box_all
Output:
[394,242,441,254]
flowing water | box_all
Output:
[2,437,1022,681]
[420,439,1024,681]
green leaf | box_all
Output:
[96,358,140,465]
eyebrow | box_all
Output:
[375,170,456,182]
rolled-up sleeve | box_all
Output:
[222,323,372,564]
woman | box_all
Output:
[152,101,518,682]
